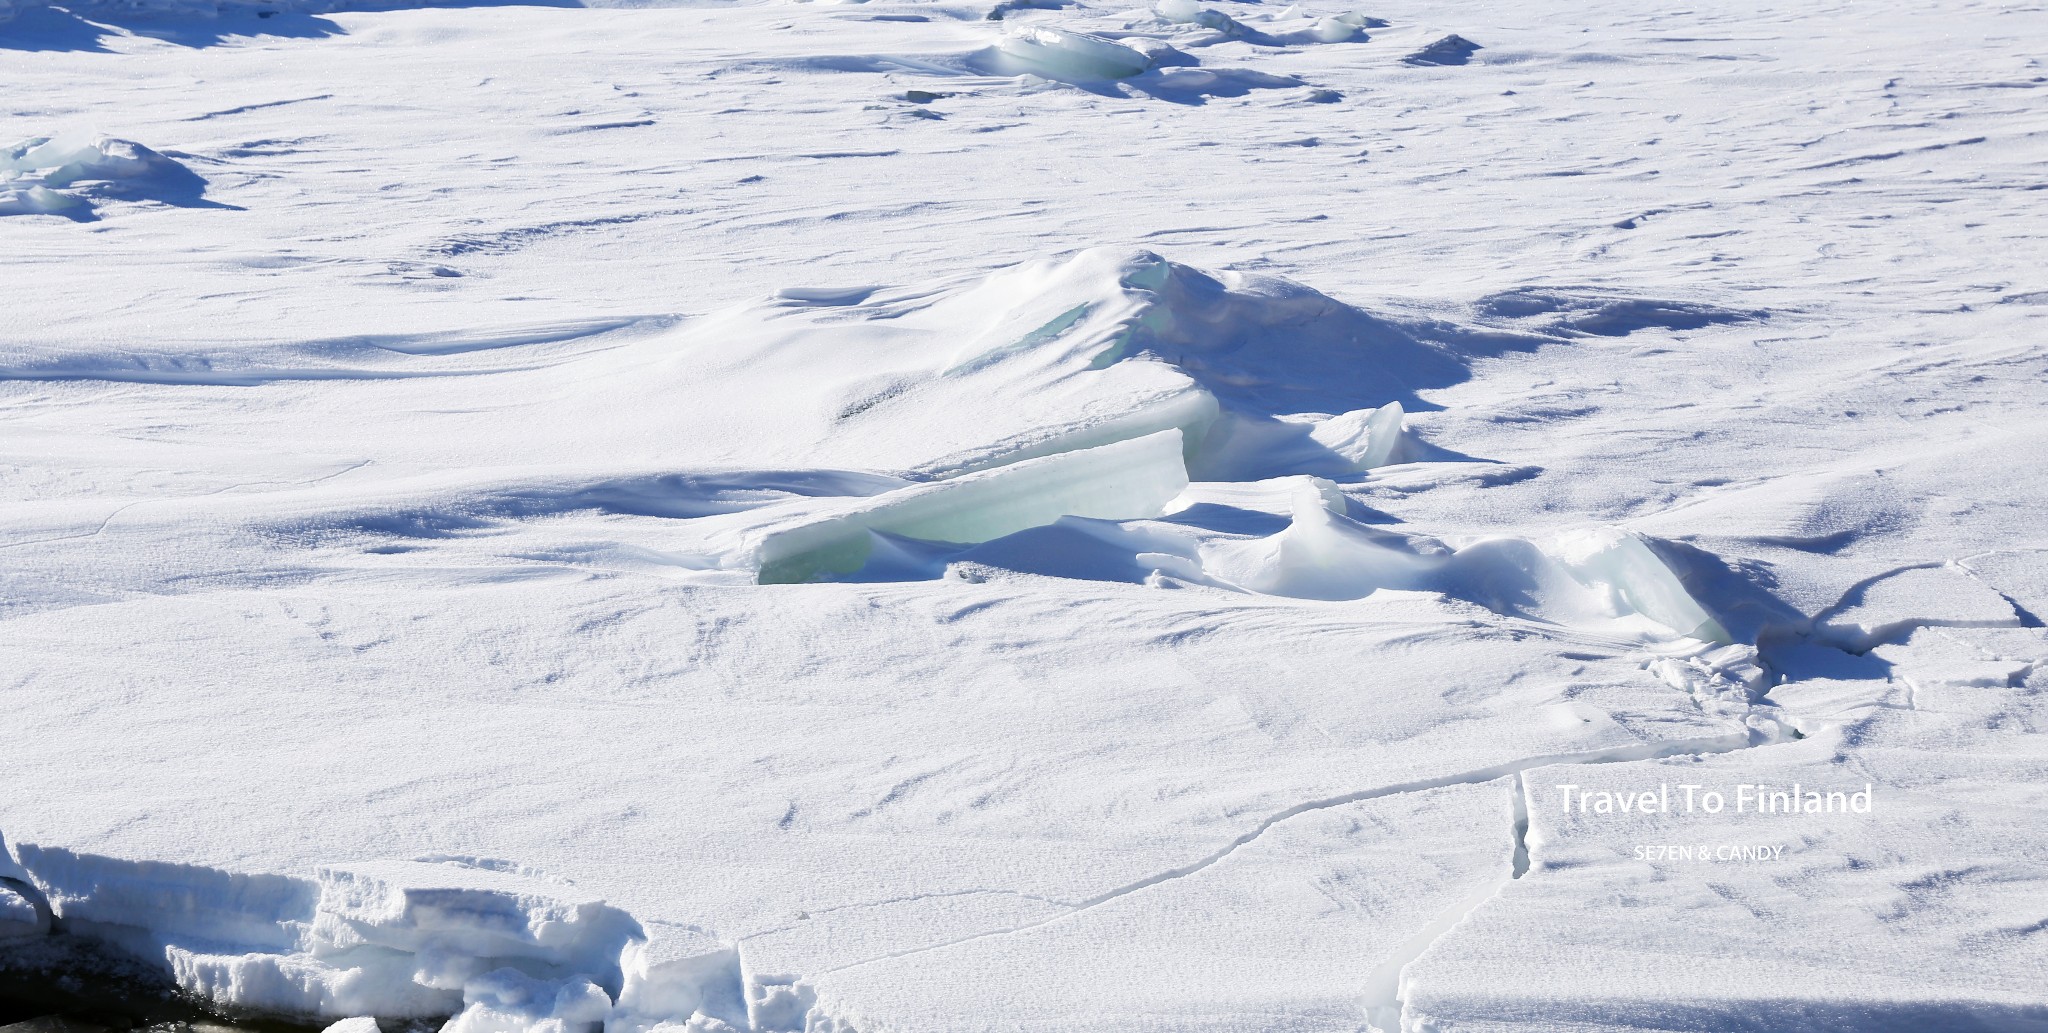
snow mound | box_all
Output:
[1403,34,1481,66]
[1,135,214,220]
[853,18,1309,99]
[611,246,1464,482]
[352,248,1475,578]
[1206,485,1724,632]
[5,844,745,1031]
[1473,286,1761,338]
[1151,1,1373,46]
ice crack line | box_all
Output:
[1360,775,1526,1033]
[818,731,1762,978]
[739,887,1080,942]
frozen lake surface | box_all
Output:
[2,0,2045,1030]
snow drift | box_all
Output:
[656,246,1472,483]
[1194,481,1729,641]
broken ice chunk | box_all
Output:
[168,944,460,1018]
[444,969,612,1033]
[8,844,663,1022]
[311,859,643,992]
[609,923,748,1033]
[741,969,815,1033]
[753,429,1190,584]
[1,135,202,218]
[1310,17,1359,41]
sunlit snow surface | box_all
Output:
[2,0,2047,1031]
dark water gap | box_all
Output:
[0,935,321,1033]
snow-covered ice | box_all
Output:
[0,135,213,219]
[3,0,2047,1030]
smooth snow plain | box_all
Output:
[2,0,2046,1031]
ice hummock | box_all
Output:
[26,244,1734,649]
[987,27,1157,80]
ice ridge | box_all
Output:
[2,846,750,1033]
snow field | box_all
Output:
[3,0,2047,1029]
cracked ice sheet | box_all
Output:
[798,781,1512,1033]
[0,569,1731,967]
[1399,628,2048,1032]
[1,0,2044,1025]
[1814,565,2022,653]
